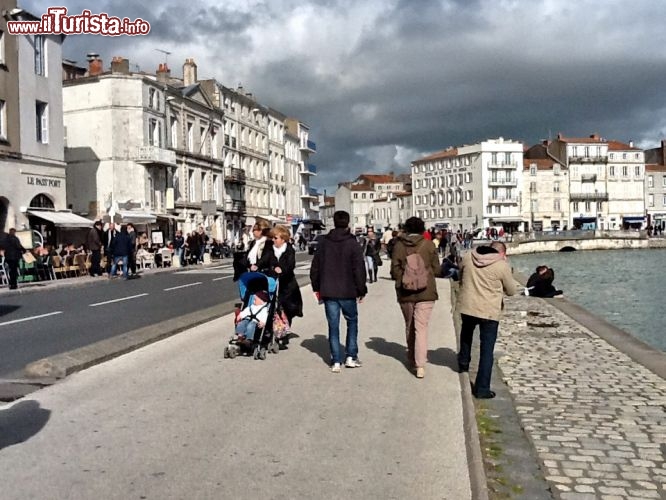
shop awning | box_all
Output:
[489,216,524,223]
[27,210,94,228]
[117,210,157,224]
[622,216,645,223]
[302,219,326,230]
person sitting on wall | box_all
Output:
[525,265,563,298]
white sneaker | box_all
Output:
[345,357,362,368]
[331,363,341,373]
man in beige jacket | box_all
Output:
[456,240,516,398]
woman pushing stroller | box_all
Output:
[254,224,304,340]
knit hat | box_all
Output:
[255,290,270,302]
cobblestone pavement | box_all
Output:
[496,294,666,500]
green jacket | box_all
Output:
[391,234,440,303]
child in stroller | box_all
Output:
[233,290,270,344]
[224,271,282,360]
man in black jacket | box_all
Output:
[109,225,132,279]
[310,211,367,373]
[1,228,25,290]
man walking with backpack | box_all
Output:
[390,217,440,378]
[310,211,367,373]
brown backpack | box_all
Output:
[402,245,429,291]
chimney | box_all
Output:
[86,52,102,76]
[156,63,171,84]
[590,134,600,140]
[183,58,197,86]
[629,140,634,148]
[662,140,666,163]
[111,56,129,74]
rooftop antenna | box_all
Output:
[154,48,171,66]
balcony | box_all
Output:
[224,166,246,184]
[300,140,317,153]
[488,178,517,186]
[580,173,597,182]
[300,163,317,176]
[569,155,608,163]
[134,146,177,166]
[488,196,519,204]
[570,192,609,201]
[487,162,517,170]
[300,186,318,200]
[224,199,246,213]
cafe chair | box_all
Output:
[159,248,172,267]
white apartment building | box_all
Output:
[267,108,287,220]
[0,6,73,244]
[644,140,666,231]
[411,138,524,231]
[64,58,225,240]
[522,143,569,231]
[284,129,302,227]
[286,118,318,223]
[548,134,645,229]
[607,141,645,229]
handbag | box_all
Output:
[22,252,36,264]
[272,308,291,339]
[373,254,383,267]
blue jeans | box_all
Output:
[458,314,499,395]
[324,298,359,364]
[235,318,258,342]
[110,256,128,279]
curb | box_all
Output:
[24,298,239,379]
[449,279,490,500]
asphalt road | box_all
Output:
[0,255,313,378]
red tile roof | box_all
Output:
[557,133,605,144]
[413,148,458,163]
[607,140,641,151]
[523,159,559,170]
[358,174,399,184]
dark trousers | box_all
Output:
[91,250,102,276]
[458,314,499,395]
[128,252,136,275]
[6,259,20,289]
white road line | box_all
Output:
[0,311,63,327]
[164,282,202,291]
[212,276,233,281]
[89,293,149,307]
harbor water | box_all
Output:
[510,248,666,352]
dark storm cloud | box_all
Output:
[20,1,666,191]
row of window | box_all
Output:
[414,191,474,206]
[415,207,473,219]
[414,173,473,189]
[0,99,50,144]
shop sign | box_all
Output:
[26,175,62,188]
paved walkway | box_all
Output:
[498,293,666,500]
[0,264,473,499]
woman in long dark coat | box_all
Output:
[256,224,303,327]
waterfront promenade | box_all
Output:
[0,265,474,499]
[1,256,664,499]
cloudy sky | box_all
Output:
[23,0,666,192]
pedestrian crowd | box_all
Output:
[2,212,536,400]
[305,210,523,399]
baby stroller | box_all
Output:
[224,271,281,360]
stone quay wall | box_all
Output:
[494,290,666,499]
